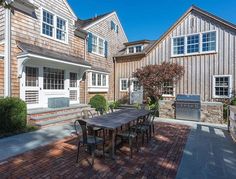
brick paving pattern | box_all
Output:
[0,122,190,179]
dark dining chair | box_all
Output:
[142,109,158,137]
[74,119,105,165]
[115,118,140,158]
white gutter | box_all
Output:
[4,6,12,97]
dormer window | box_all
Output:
[128,47,134,53]
[127,45,143,54]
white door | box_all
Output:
[69,72,80,104]
[22,66,42,108]
[130,79,143,104]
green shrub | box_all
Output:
[108,101,121,109]
[0,97,27,133]
[89,95,107,111]
[231,97,236,105]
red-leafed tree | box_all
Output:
[133,62,184,107]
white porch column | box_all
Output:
[4,7,11,97]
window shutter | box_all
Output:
[111,21,115,30]
[116,25,119,33]
[104,40,108,58]
[87,33,93,53]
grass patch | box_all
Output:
[0,125,39,139]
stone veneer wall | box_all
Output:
[159,100,224,124]
[229,106,236,141]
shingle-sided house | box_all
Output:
[0,0,127,110]
[114,6,236,105]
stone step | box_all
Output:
[35,115,77,128]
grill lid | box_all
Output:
[176,94,201,102]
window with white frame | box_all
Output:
[70,73,77,87]
[173,37,185,55]
[120,78,129,91]
[172,31,217,57]
[25,67,39,87]
[163,81,174,96]
[91,73,108,87]
[42,9,67,42]
[187,34,199,53]
[213,75,232,98]
[127,45,143,54]
[91,35,105,55]
[43,67,65,90]
[202,31,216,52]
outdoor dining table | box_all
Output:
[83,108,150,158]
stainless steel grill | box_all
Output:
[175,94,201,121]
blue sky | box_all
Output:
[67,0,236,41]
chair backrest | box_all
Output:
[109,105,114,113]
[74,119,88,144]
[81,109,93,119]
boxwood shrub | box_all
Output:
[0,97,27,133]
[89,95,107,112]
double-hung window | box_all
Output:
[163,81,174,96]
[120,78,129,91]
[42,9,67,43]
[56,17,66,41]
[202,31,216,52]
[173,37,185,55]
[91,35,105,56]
[187,34,199,53]
[213,75,232,98]
[42,10,54,37]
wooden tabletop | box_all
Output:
[84,108,150,130]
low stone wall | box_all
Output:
[201,102,224,124]
[159,100,224,124]
[159,100,175,119]
[229,106,236,141]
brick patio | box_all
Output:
[0,122,190,179]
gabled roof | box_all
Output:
[62,0,77,20]
[145,5,236,54]
[76,12,113,29]
[17,42,91,67]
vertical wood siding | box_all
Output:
[115,11,236,101]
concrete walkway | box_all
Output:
[0,124,75,162]
[156,118,236,179]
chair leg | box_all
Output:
[91,150,95,166]
[152,124,155,136]
[129,138,133,158]
[142,133,144,146]
[76,141,80,163]
[145,130,148,143]
[103,142,105,158]
[136,136,139,152]
[149,125,152,138]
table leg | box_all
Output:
[109,129,116,159]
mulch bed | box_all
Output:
[0,122,190,179]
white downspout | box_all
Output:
[84,34,88,104]
[4,7,11,97]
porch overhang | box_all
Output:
[17,42,91,77]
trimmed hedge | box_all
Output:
[89,95,107,112]
[0,97,27,133]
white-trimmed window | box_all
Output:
[202,31,216,52]
[41,8,68,43]
[173,37,185,55]
[70,73,77,87]
[120,78,129,92]
[187,34,199,53]
[91,35,105,56]
[163,81,174,96]
[127,45,143,54]
[213,75,232,98]
[172,31,217,57]
[25,67,39,87]
[91,73,108,87]
[43,67,65,90]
